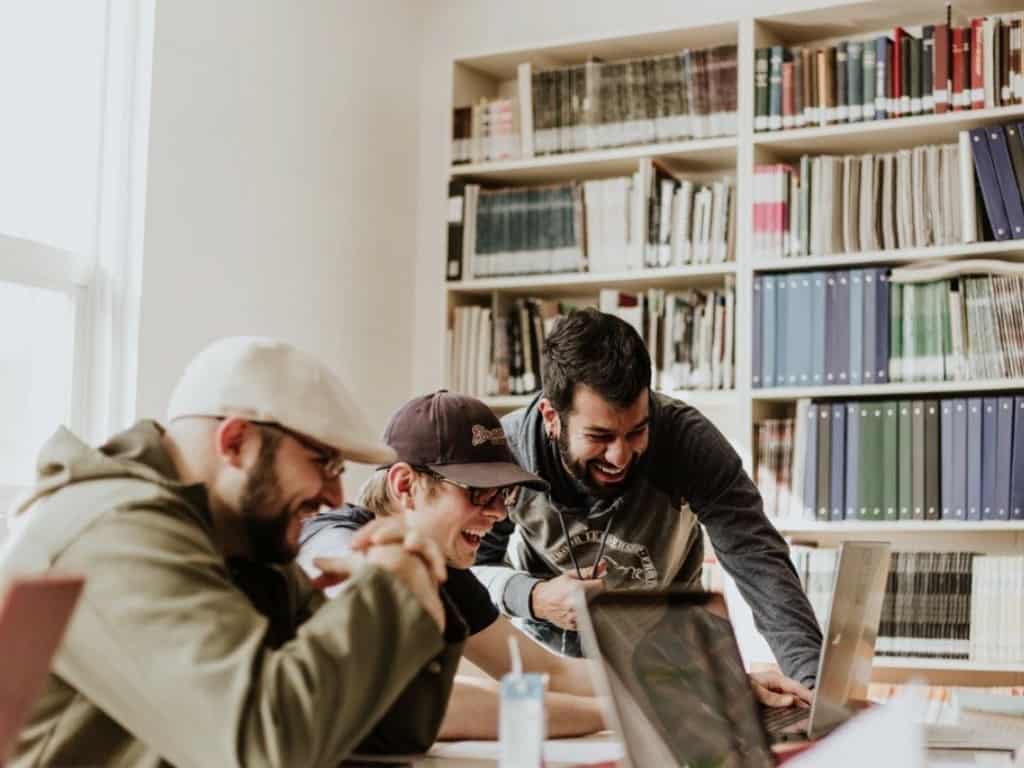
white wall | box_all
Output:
[138,0,424,489]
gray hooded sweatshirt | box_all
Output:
[472,392,823,686]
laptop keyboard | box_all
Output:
[761,705,808,733]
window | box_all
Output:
[0,0,154,521]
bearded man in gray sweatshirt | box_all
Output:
[473,308,823,688]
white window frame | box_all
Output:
[0,0,154,522]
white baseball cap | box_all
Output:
[166,336,395,465]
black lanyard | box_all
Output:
[555,503,618,580]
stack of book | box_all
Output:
[756,14,1024,132]
[447,182,586,281]
[969,554,1024,663]
[753,268,890,389]
[758,396,1024,523]
[448,299,570,398]
[755,119,1024,261]
[753,264,1024,389]
[451,97,520,164]
[790,546,1024,664]
[447,283,736,397]
[753,142,968,261]
[450,44,738,164]
[446,167,735,281]
[601,285,736,393]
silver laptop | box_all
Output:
[763,539,891,740]
[575,541,891,765]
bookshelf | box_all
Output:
[442,0,1024,686]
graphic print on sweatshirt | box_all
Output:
[550,530,659,588]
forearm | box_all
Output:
[547,656,595,698]
[471,563,542,619]
[438,676,604,740]
[696,465,823,685]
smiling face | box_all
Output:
[543,385,650,499]
[238,425,344,563]
[396,467,508,569]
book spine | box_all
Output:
[755,47,770,131]
[923,25,935,113]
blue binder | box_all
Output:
[1010,396,1024,520]
[803,403,819,520]
[966,398,984,521]
[952,399,968,520]
[969,127,1011,240]
[940,399,955,520]
[986,125,1024,239]
[762,275,777,388]
[830,403,846,520]
[864,270,880,385]
[845,401,861,520]
[810,272,827,386]
[776,275,790,386]
[849,271,865,385]
[995,396,1014,520]
[981,398,999,520]
[752,276,763,388]
[876,270,891,383]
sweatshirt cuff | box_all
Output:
[503,572,543,619]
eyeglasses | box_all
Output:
[417,468,520,509]
[255,422,346,479]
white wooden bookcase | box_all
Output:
[443,0,1024,686]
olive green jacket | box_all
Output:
[1,421,462,767]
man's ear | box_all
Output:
[538,398,561,441]
[386,462,417,510]
[215,418,256,469]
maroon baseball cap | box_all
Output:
[382,390,548,491]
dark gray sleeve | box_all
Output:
[657,404,823,686]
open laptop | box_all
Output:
[575,541,891,765]
[0,574,84,762]
[761,540,891,740]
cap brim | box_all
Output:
[429,461,549,492]
[342,440,397,466]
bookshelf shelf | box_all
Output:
[754,104,1024,157]
[752,379,1024,402]
[446,264,737,297]
[871,657,1024,685]
[754,241,1024,273]
[482,388,740,414]
[449,137,738,183]
[875,658,1024,673]
[776,521,1024,534]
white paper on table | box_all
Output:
[785,690,926,768]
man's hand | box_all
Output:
[530,562,606,630]
[351,515,448,583]
[314,548,447,633]
[749,670,814,708]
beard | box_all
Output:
[556,423,638,500]
[238,440,297,564]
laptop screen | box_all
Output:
[0,574,84,761]
[579,591,774,768]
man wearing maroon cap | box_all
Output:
[299,390,607,739]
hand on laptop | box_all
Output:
[530,562,607,630]
[749,670,813,709]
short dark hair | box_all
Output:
[541,307,651,414]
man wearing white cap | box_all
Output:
[0,337,460,767]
